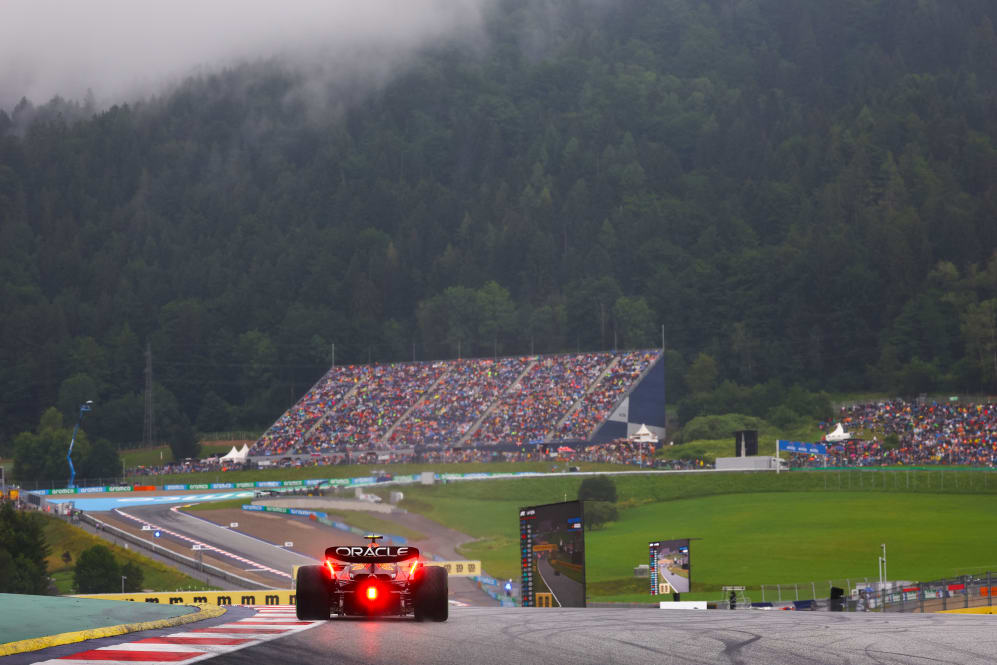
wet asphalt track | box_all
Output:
[122,503,316,584]
[199,605,997,665]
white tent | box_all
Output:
[631,424,658,444]
[220,445,249,463]
[825,423,852,442]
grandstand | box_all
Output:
[252,350,665,455]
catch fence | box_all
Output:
[756,571,996,612]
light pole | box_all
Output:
[121,575,127,594]
[878,543,887,611]
[67,400,93,489]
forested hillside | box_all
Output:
[2,0,996,448]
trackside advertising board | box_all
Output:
[778,440,827,456]
[519,500,586,608]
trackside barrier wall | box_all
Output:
[659,601,707,610]
[30,468,732,497]
[77,512,273,590]
[74,590,296,605]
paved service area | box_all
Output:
[0,594,199,646]
[197,606,997,665]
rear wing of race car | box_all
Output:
[325,545,420,564]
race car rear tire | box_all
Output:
[414,565,448,622]
[295,565,330,620]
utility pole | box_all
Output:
[143,342,154,447]
[331,342,335,368]
[661,326,668,442]
[600,302,606,349]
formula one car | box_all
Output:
[296,534,448,621]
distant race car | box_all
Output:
[295,534,448,621]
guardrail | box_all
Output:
[78,512,274,590]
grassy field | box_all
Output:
[376,469,997,602]
[656,440,731,463]
[37,513,215,594]
[585,492,997,602]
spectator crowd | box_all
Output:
[791,400,997,468]
[250,350,661,455]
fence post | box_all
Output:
[777,584,781,602]
[812,581,816,602]
[965,575,969,609]
[761,585,765,602]
[942,578,947,611]
[919,584,925,613]
[989,571,993,608]
[795,584,799,601]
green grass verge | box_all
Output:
[38,513,216,594]
[391,469,997,599]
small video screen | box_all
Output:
[649,539,691,595]
[519,500,586,607]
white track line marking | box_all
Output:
[28,607,323,665]
[113,509,291,579]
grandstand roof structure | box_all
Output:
[252,349,665,455]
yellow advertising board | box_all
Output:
[74,590,296,605]
[425,560,482,577]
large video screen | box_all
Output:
[649,539,691,595]
[519,500,586,607]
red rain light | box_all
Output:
[366,585,378,601]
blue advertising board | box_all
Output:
[778,440,827,456]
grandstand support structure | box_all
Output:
[456,358,538,447]
[379,370,451,446]
[588,350,666,444]
[592,351,661,441]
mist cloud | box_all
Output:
[0,0,491,110]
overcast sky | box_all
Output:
[0,0,490,110]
